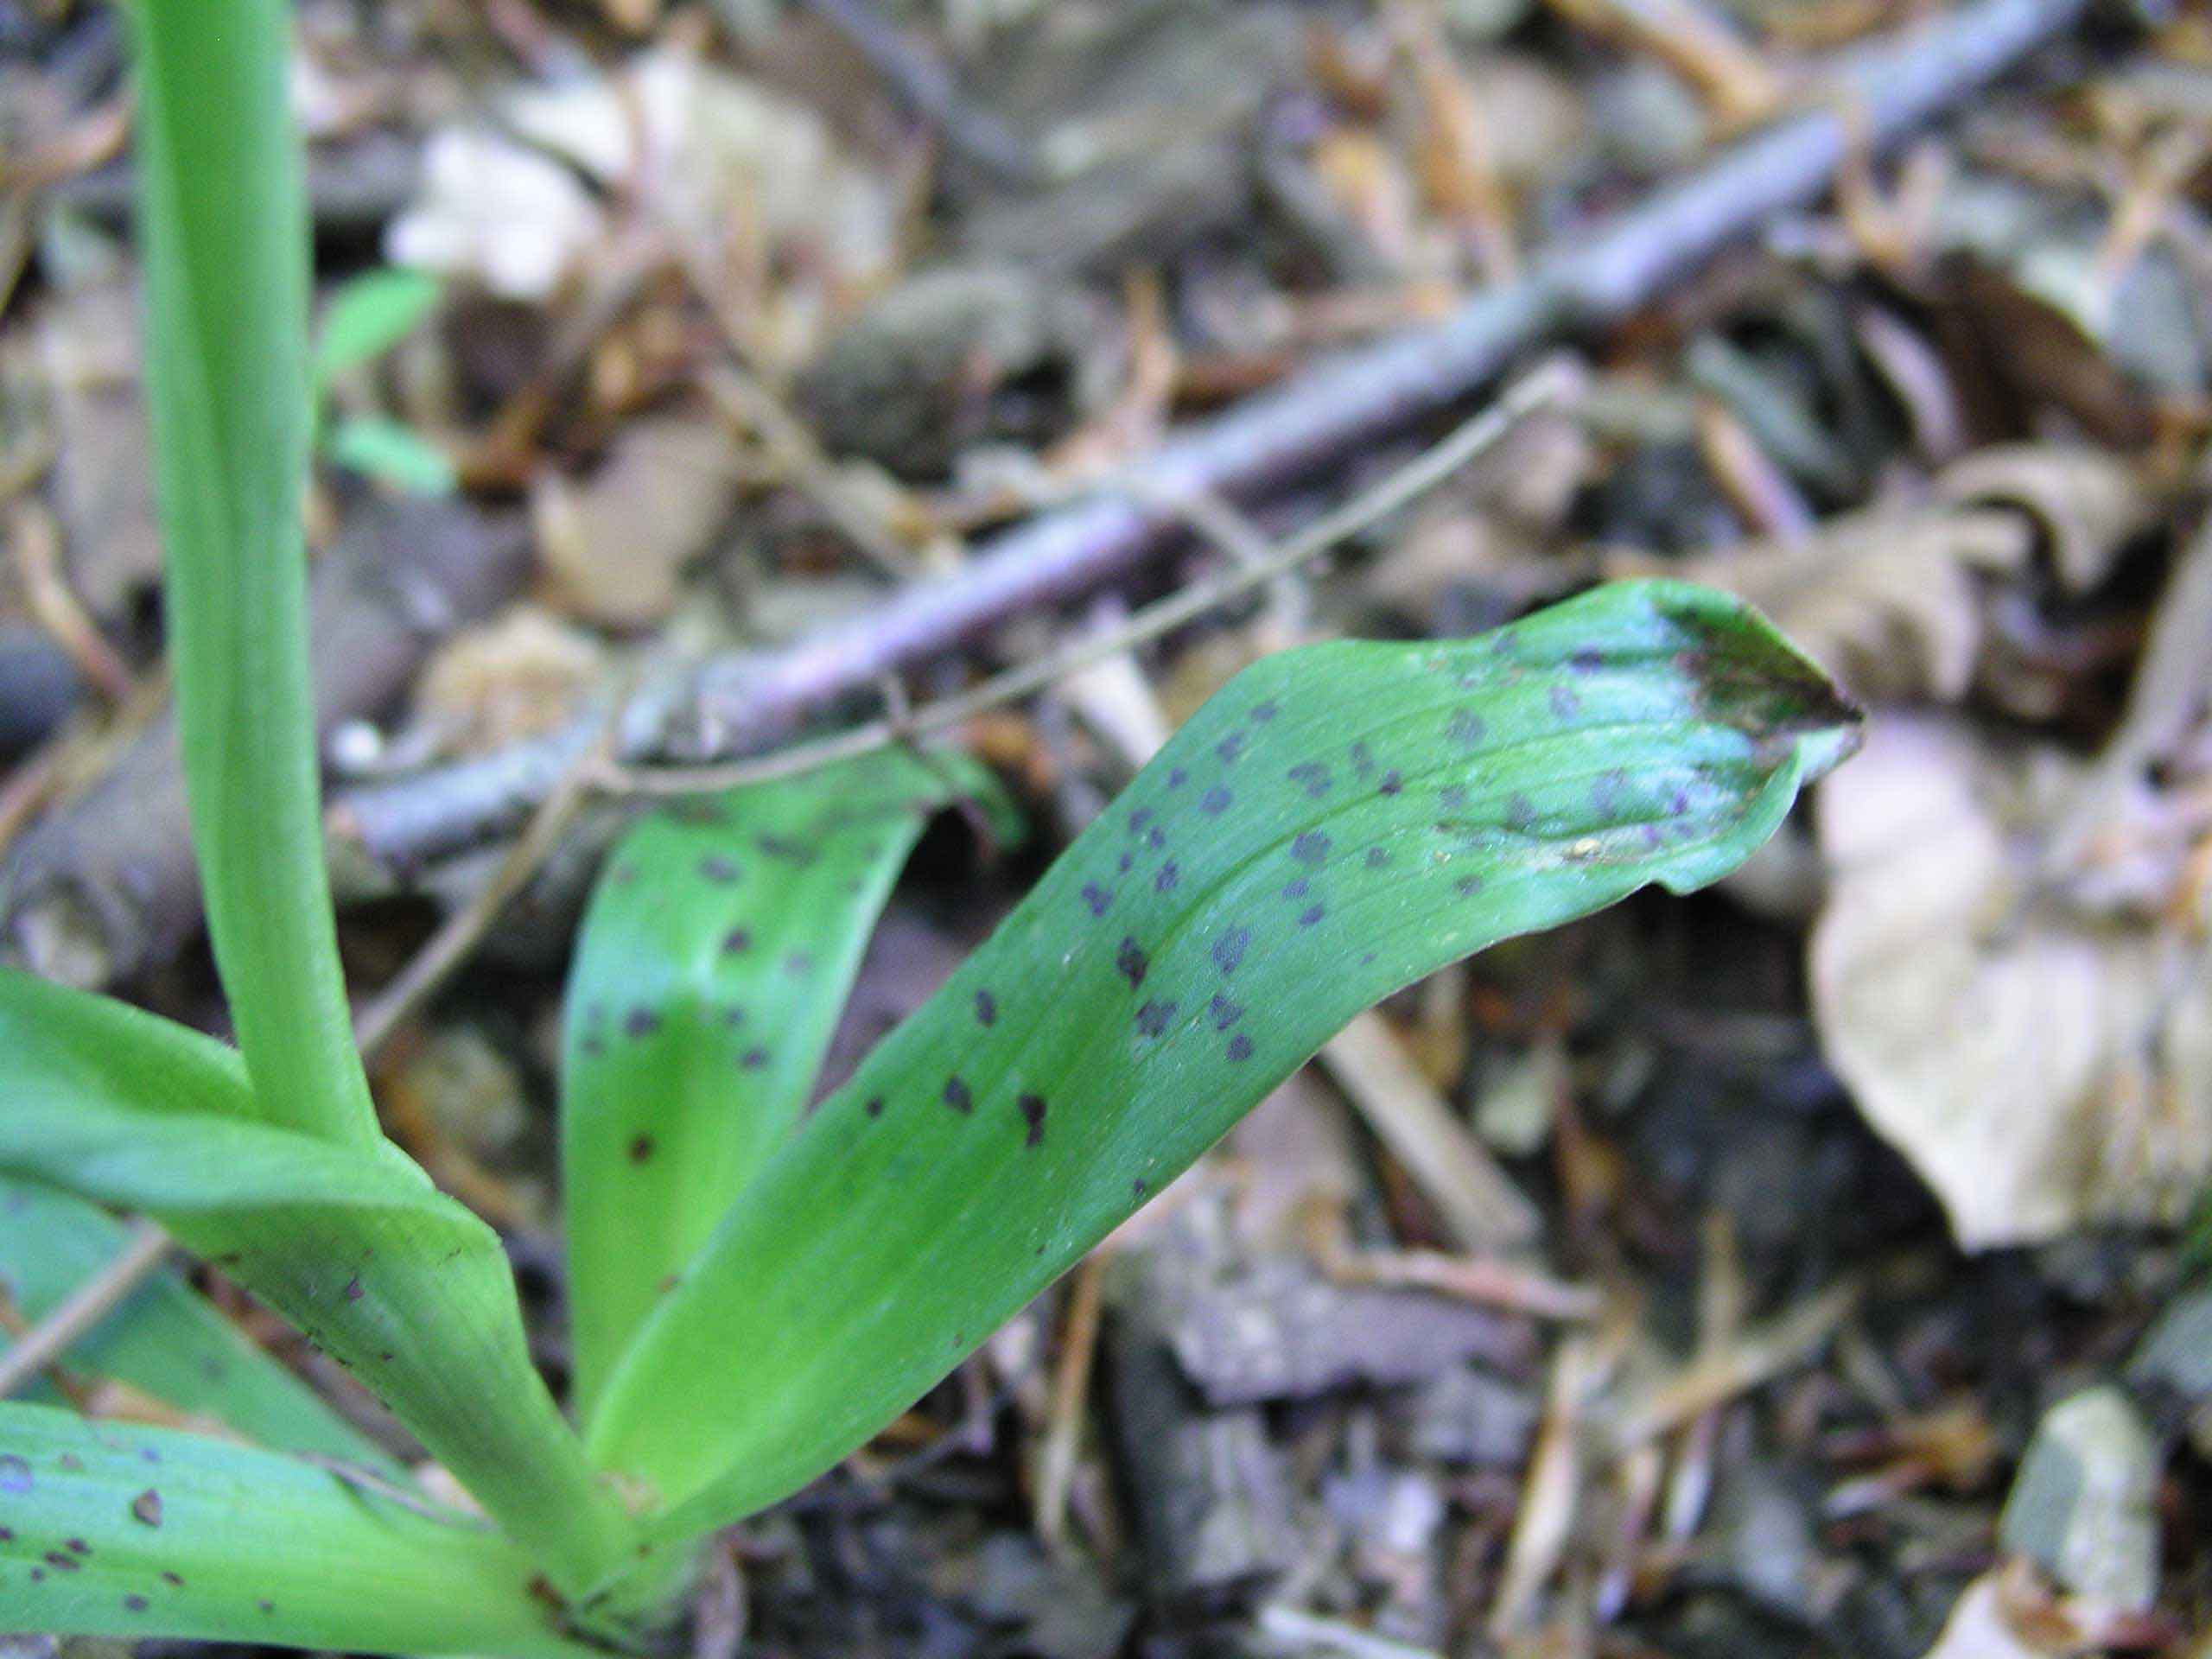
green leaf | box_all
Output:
[587,581,1859,1539]
[0,1402,600,1658]
[327,415,459,496]
[563,749,1014,1427]
[0,1175,399,1473]
[0,972,645,1601]
[314,267,442,390]
[129,0,378,1147]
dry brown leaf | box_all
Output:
[1938,443,2163,594]
[1810,714,2212,1249]
[534,416,747,629]
[1622,505,2032,702]
[415,604,606,755]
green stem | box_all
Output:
[128,0,378,1147]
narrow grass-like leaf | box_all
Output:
[314,268,442,389]
[563,749,1013,1425]
[0,1176,397,1472]
[0,972,644,1600]
[129,0,378,1147]
[588,581,1859,1537]
[0,1403,598,1658]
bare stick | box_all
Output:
[334,0,2088,872]
[0,1220,171,1400]
[596,360,1572,797]
[350,746,603,1060]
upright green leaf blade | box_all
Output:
[129,0,378,1146]
[0,1176,399,1472]
[0,1403,597,1658]
[0,973,643,1601]
[563,750,1012,1425]
[588,581,1859,1537]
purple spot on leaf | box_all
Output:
[1226,1033,1254,1062]
[1201,785,1231,815]
[1116,937,1148,988]
[1212,927,1250,975]
[1291,831,1331,866]
[1019,1094,1047,1148]
[1135,998,1179,1037]
[944,1077,973,1115]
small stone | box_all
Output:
[1999,1387,2159,1613]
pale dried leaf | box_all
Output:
[1810,714,2212,1248]
[534,416,747,628]
[415,604,605,753]
[1939,444,2163,594]
[384,126,605,302]
[1621,506,2032,702]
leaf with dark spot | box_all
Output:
[0,1401,586,1653]
[0,976,614,1586]
[1211,928,1250,976]
[559,747,1016,1422]
[582,582,1859,1547]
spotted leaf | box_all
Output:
[561,748,1014,1422]
[0,1402,599,1657]
[0,1176,397,1473]
[0,973,642,1600]
[584,581,1860,1539]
